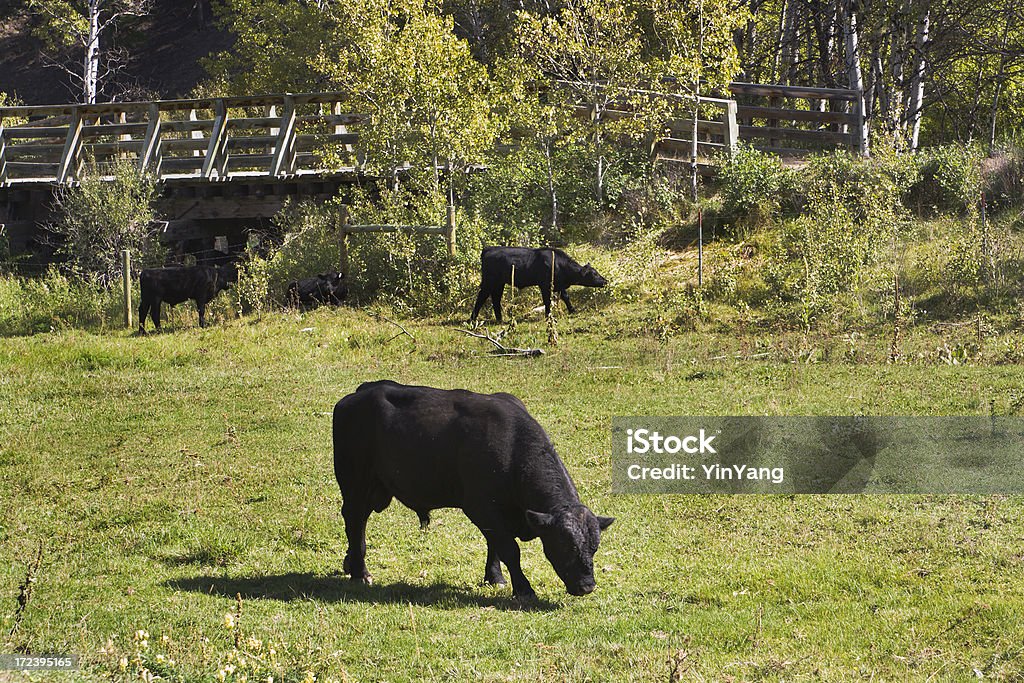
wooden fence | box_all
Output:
[0,93,364,186]
[653,82,865,165]
[338,205,457,279]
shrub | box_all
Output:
[0,270,126,336]
[910,143,983,216]
[718,146,795,232]
[47,159,162,285]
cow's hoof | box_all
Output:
[349,573,373,586]
[484,576,507,586]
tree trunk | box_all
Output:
[544,138,558,233]
[844,1,869,156]
[987,1,1015,154]
[905,9,929,152]
[84,0,101,104]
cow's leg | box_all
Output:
[558,289,575,314]
[137,297,150,334]
[341,501,373,584]
[540,285,552,318]
[475,527,533,598]
[490,286,504,324]
[483,538,506,586]
[196,300,207,328]
[150,299,161,331]
[470,287,489,323]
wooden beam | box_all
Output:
[0,121,7,185]
[57,107,83,184]
[202,100,229,179]
[270,96,297,177]
[723,99,739,157]
[138,103,162,174]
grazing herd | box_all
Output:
[137,245,613,599]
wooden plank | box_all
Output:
[270,96,297,177]
[723,99,739,156]
[57,108,83,184]
[83,141,143,155]
[3,126,68,139]
[736,105,857,125]
[202,100,230,179]
[138,103,162,174]
[664,119,726,137]
[751,145,820,156]
[294,133,359,151]
[729,82,858,101]
[5,144,66,157]
[161,138,210,152]
[4,161,60,173]
[81,122,148,136]
[160,157,204,171]
[0,121,7,185]
[225,154,274,171]
[161,119,215,133]
[226,135,279,150]
[656,138,730,152]
[739,125,853,145]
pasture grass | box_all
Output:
[1,300,1024,682]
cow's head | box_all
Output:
[217,262,239,290]
[576,263,608,288]
[325,271,348,299]
[526,505,614,596]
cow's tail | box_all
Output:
[332,393,391,514]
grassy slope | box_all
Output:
[1,298,1023,682]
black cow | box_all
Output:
[287,271,347,307]
[137,263,237,333]
[333,380,614,598]
[470,246,608,323]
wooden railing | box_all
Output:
[0,93,365,186]
[653,82,865,165]
[650,96,740,166]
[728,82,865,156]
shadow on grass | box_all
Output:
[164,573,558,611]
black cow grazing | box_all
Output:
[287,271,347,307]
[333,380,614,598]
[470,246,608,323]
[137,263,237,333]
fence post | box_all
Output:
[445,204,456,257]
[723,100,739,158]
[339,206,350,277]
[122,249,132,329]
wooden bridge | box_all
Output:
[0,83,864,261]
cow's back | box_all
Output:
[333,381,543,515]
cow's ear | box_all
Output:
[525,510,555,530]
[597,515,615,530]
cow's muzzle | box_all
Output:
[568,581,596,596]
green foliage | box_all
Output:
[48,159,160,285]
[912,143,984,216]
[0,269,126,336]
[718,146,795,231]
[234,253,271,318]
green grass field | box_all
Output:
[2,301,1023,682]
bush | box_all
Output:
[0,270,126,336]
[47,159,162,285]
[910,143,983,216]
[718,146,796,232]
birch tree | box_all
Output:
[29,0,151,104]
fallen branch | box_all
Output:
[9,541,43,642]
[374,314,416,345]
[457,329,544,357]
